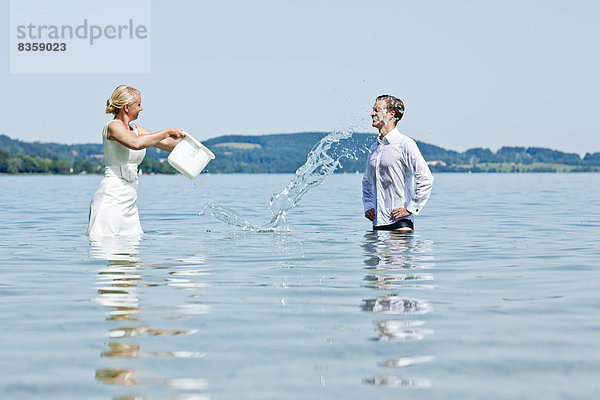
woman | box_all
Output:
[362,94,434,232]
[87,85,186,240]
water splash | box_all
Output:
[200,128,356,231]
[267,128,354,229]
[200,200,259,231]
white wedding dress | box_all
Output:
[87,120,146,240]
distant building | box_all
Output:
[91,154,104,159]
[427,160,446,166]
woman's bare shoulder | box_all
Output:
[106,120,131,139]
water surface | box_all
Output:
[1,173,599,399]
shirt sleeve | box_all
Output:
[404,140,434,215]
[362,151,375,213]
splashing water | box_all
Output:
[200,128,356,232]
[267,129,353,229]
[200,200,258,231]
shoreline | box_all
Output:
[2,168,600,177]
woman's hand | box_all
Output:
[153,128,186,152]
[391,207,411,221]
[365,208,375,221]
[168,128,186,139]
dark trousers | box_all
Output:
[373,219,414,231]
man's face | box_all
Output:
[371,100,393,130]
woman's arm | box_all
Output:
[107,121,185,151]
[134,125,183,152]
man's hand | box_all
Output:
[391,207,411,221]
[365,208,375,221]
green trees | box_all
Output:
[584,152,600,165]
[139,157,177,174]
[0,153,74,174]
[0,132,598,174]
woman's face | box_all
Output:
[371,100,393,130]
[125,94,143,121]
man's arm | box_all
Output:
[405,140,434,215]
[362,160,376,221]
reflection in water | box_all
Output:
[364,272,435,290]
[90,236,142,322]
[378,355,435,368]
[95,368,139,386]
[362,295,432,314]
[108,325,199,338]
[373,320,434,342]
[101,342,205,359]
[89,236,209,398]
[362,375,432,388]
[361,231,436,388]
[94,367,208,391]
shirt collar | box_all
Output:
[377,127,400,144]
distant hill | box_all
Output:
[0,134,104,160]
[1,132,600,174]
[203,132,373,173]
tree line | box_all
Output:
[1,132,600,174]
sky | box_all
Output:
[2,0,600,155]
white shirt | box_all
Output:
[362,127,434,227]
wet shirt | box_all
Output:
[362,128,434,227]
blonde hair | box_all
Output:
[105,85,141,115]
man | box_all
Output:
[362,95,434,232]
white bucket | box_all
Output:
[168,134,215,179]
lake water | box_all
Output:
[1,172,599,400]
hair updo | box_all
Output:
[105,85,141,115]
[376,94,405,123]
